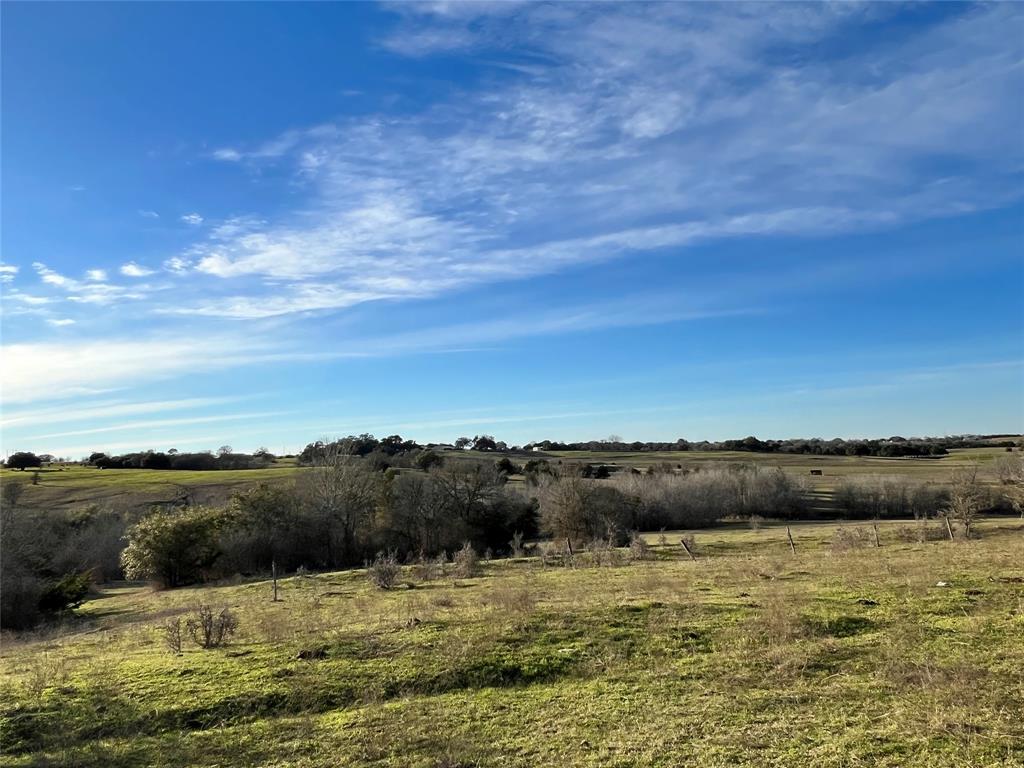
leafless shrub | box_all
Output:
[185,604,238,649]
[21,652,69,702]
[894,520,948,543]
[453,542,480,578]
[589,536,623,567]
[629,532,654,561]
[412,552,446,582]
[367,551,401,589]
[830,526,872,553]
[487,581,536,617]
[163,617,183,654]
[749,515,764,531]
[509,531,525,558]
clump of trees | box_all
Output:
[833,477,948,520]
[526,435,1019,457]
[119,442,538,590]
[88,449,273,471]
[537,465,809,548]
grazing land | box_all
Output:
[1,446,1014,515]
[2,517,1022,767]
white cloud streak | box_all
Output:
[120,261,155,277]
[157,3,1021,319]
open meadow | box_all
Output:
[2,517,1022,768]
[1,446,1016,516]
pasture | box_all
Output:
[1,446,1015,515]
[2,517,1022,767]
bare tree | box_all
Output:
[944,465,983,539]
[302,439,381,566]
[993,454,1024,518]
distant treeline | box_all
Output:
[528,434,1020,457]
[88,449,274,471]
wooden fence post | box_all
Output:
[272,560,279,602]
[872,522,880,548]
[680,538,696,561]
[786,526,796,555]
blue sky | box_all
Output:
[2,1,1022,458]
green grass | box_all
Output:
[0,462,303,513]
[6,445,1014,516]
[3,517,1023,767]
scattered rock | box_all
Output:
[297,645,328,660]
[405,617,422,628]
[226,649,252,658]
[935,581,951,588]
[855,598,879,606]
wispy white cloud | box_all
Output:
[0,396,251,429]
[25,411,289,441]
[120,261,155,277]
[212,148,242,162]
[0,335,279,403]
[26,262,149,305]
[138,209,160,219]
[159,3,1021,319]
[46,318,76,327]
[0,263,18,284]
[162,256,192,274]
[181,212,204,226]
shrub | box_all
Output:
[628,532,653,561]
[38,572,91,613]
[164,617,183,654]
[453,542,480,578]
[185,605,238,648]
[830,526,872,553]
[509,531,525,558]
[367,551,401,589]
[412,552,446,582]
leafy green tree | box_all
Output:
[415,450,444,472]
[6,452,42,471]
[121,507,225,588]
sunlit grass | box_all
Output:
[2,517,1022,767]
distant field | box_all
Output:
[0,462,304,513]
[1,446,1015,514]
[2,517,1022,767]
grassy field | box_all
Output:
[2,446,1016,515]
[2,517,1022,767]
[0,462,303,513]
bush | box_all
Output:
[628,533,653,561]
[185,605,238,648]
[37,572,91,613]
[367,551,401,589]
[164,617,183,654]
[453,542,480,578]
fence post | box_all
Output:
[786,526,796,555]
[272,560,279,602]
[680,538,696,561]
